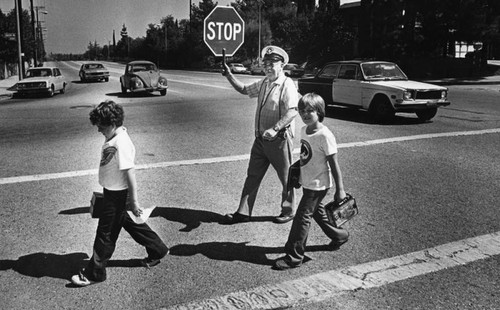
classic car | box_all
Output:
[283,63,304,77]
[250,65,265,75]
[14,67,66,97]
[119,60,168,96]
[228,63,249,74]
[79,62,109,82]
[298,60,451,122]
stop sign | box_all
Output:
[203,6,245,57]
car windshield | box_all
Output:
[361,62,407,80]
[26,69,52,77]
[284,64,297,70]
[85,64,104,69]
[232,64,244,67]
[130,63,156,72]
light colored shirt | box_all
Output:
[246,75,298,137]
[98,126,135,190]
[299,125,338,190]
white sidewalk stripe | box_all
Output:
[1,128,499,185]
[162,231,500,310]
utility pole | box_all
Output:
[15,0,23,79]
[30,0,37,67]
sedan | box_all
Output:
[298,60,450,122]
[119,60,168,96]
[228,63,249,74]
[283,63,304,77]
[79,62,109,82]
[14,67,66,97]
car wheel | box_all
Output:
[416,108,437,122]
[105,77,109,82]
[159,89,167,96]
[60,83,66,94]
[47,85,55,97]
[369,97,394,123]
[121,84,127,93]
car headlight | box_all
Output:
[39,82,47,88]
[158,77,167,86]
[403,90,413,100]
[132,78,143,89]
[441,90,447,99]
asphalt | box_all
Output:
[2,66,500,100]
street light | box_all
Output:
[257,0,264,65]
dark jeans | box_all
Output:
[239,135,295,216]
[85,188,169,282]
[284,188,349,265]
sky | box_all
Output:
[0,0,232,54]
[0,0,357,55]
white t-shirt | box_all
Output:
[299,125,338,191]
[98,126,135,190]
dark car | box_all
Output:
[119,60,168,96]
[79,62,109,82]
[298,60,450,122]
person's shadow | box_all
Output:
[169,242,328,266]
[0,252,147,287]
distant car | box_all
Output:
[79,62,109,82]
[15,67,66,97]
[283,63,299,76]
[119,60,168,96]
[298,60,450,122]
[228,63,249,74]
[250,65,265,75]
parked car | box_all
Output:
[283,63,305,77]
[79,62,109,82]
[228,63,249,74]
[119,60,168,96]
[250,65,265,75]
[298,60,450,122]
[14,67,66,97]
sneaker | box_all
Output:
[273,257,301,270]
[141,249,169,269]
[71,271,97,287]
[273,213,294,224]
[328,239,348,251]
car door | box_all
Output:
[306,63,339,104]
[333,64,363,106]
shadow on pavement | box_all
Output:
[0,252,89,280]
[169,242,328,266]
[152,207,224,232]
[0,253,147,281]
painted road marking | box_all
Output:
[1,128,499,185]
[162,231,500,310]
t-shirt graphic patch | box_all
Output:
[300,139,312,166]
[101,146,117,166]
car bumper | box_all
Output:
[130,85,168,92]
[83,74,109,80]
[394,100,451,112]
[16,88,52,94]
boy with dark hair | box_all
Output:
[71,100,169,287]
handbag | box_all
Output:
[287,160,301,190]
[325,193,358,227]
[89,192,104,218]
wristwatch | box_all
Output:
[273,125,280,132]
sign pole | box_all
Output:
[222,48,227,75]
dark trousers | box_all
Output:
[284,188,348,265]
[239,136,295,216]
[85,188,168,281]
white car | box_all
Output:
[15,67,67,97]
[298,60,450,122]
[228,63,249,74]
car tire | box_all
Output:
[47,85,55,97]
[369,97,394,123]
[159,89,167,96]
[416,108,437,122]
[60,83,66,94]
[121,84,127,94]
[105,77,109,82]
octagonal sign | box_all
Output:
[204,6,245,57]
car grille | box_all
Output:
[18,82,45,89]
[414,90,442,100]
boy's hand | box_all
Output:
[130,202,143,217]
[334,190,347,203]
